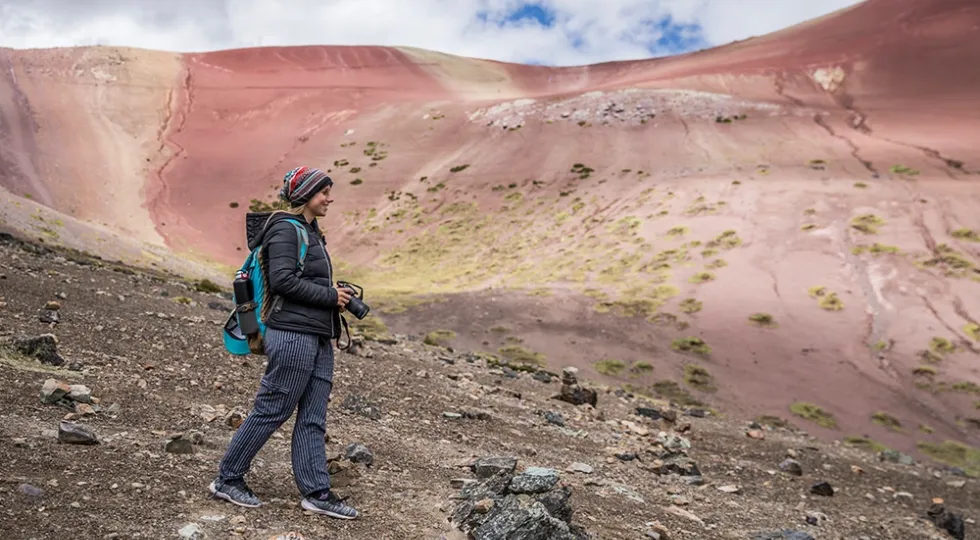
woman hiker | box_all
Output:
[208,166,359,520]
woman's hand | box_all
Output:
[335,287,353,309]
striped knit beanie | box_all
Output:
[280,166,333,207]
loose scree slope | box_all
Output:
[2,0,980,480]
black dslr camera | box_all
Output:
[336,281,370,319]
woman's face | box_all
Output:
[306,186,333,217]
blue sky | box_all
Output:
[0,0,864,67]
[492,3,710,63]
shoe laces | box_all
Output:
[227,479,255,495]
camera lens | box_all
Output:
[346,297,370,319]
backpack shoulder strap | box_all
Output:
[282,218,310,274]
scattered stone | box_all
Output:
[165,434,195,454]
[225,408,247,429]
[18,483,44,497]
[463,410,493,420]
[178,523,205,539]
[753,531,815,540]
[207,301,231,312]
[532,371,553,383]
[340,394,383,420]
[684,408,708,418]
[75,403,96,416]
[622,420,649,436]
[717,484,741,494]
[552,367,597,407]
[893,491,914,504]
[926,503,965,540]
[879,449,915,465]
[68,384,93,403]
[541,410,565,426]
[746,429,766,440]
[13,334,66,366]
[44,300,61,311]
[40,378,71,404]
[58,421,99,445]
[268,533,306,540]
[636,407,662,420]
[650,455,701,477]
[327,460,362,488]
[615,451,638,462]
[664,505,704,526]
[779,459,803,476]
[810,481,834,497]
[345,442,374,466]
[568,462,593,474]
[646,521,671,539]
[39,309,59,324]
[509,467,560,494]
[657,432,691,451]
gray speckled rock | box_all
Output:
[473,495,588,540]
[58,421,98,445]
[451,457,592,540]
[472,456,518,479]
[753,531,815,540]
[509,467,559,494]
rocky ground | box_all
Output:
[0,231,977,540]
[462,87,816,132]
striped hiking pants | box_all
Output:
[217,327,335,497]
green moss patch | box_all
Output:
[843,436,889,454]
[595,359,627,376]
[952,228,980,242]
[809,286,844,311]
[965,323,980,341]
[650,380,703,407]
[498,345,545,366]
[423,329,456,347]
[917,440,980,477]
[671,337,711,357]
[871,412,903,432]
[679,298,702,314]
[850,214,884,234]
[683,364,715,392]
[790,402,837,429]
[748,313,777,328]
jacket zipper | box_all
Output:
[313,229,338,338]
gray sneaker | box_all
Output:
[209,478,262,508]
[301,490,358,519]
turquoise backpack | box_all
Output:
[222,218,309,356]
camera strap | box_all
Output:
[335,314,353,351]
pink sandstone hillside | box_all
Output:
[1,0,980,466]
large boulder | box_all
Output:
[450,457,591,540]
[13,334,66,366]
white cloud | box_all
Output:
[0,0,864,66]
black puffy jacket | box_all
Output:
[247,211,342,338]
